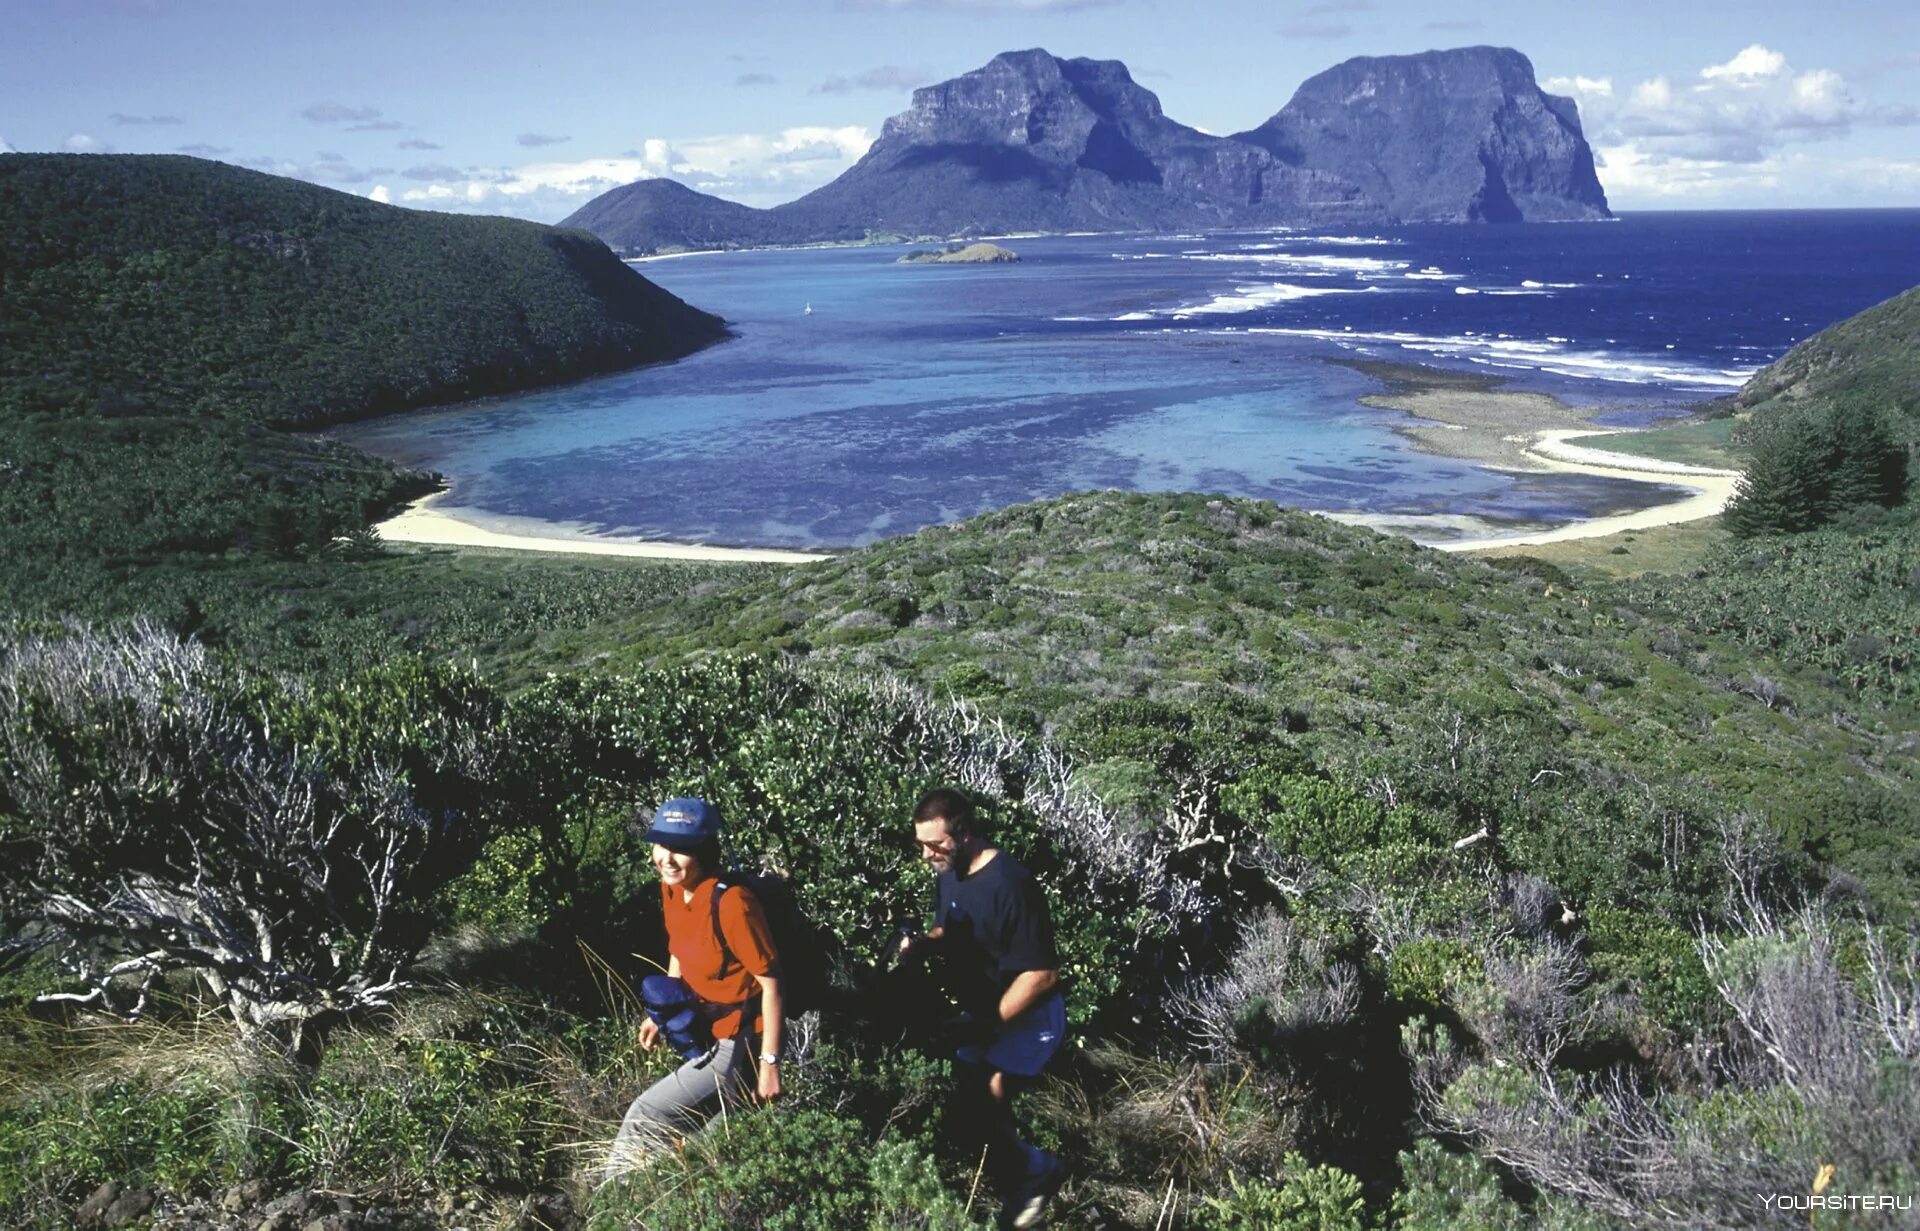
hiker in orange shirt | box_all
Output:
[606,797,784,1175]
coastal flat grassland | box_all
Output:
[1474,516,1732,577]
[1583,415,1741,470]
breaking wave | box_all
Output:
[1242,326,1759,389]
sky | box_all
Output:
[3,0,1917,223]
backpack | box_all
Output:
[709,871,833,1018]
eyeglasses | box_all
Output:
[914,836,956,854]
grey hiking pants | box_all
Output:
[605,1036,754,1178]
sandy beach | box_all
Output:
[1323,364,1741,551]
[1427,429,1738,551]
[373,491,831,563]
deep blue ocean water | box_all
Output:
[334,210,1920,549]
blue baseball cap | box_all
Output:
[644,797,722,851]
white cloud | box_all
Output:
[1569,47,1896,174]
[1629,76,1673,110]
[384,125,875,221]
[1700,44,1787,84]
[64,133,108,153]
[816,65,929,94]
[0,136,13,153]
[1554,46,1920,204]
[1595,144,1920,207]
[369,185,392,204]
[1543,75,1612,98]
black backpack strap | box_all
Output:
[707,881,756,1035]
[709,880,740,975]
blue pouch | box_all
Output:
[641,974,713,1061]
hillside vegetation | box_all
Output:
[0,154,725,562]
[1737,281,1920,429]
[4,494,1918,1226]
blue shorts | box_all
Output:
[958,990,1066,1077]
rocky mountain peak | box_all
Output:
[562,45,1610,254]
[881,48,1166,153]
[1235,45,1610,222]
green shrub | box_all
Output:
[1586,905,1718,1034]
[298,1032,549,1193]
[1390,1138,1524,1231]
[1386,939,1485,1008]
[1194,1154,1369,1231]
[593,1110,983,1230]
[0,1074,294,1223]
[1224,769,1419,866]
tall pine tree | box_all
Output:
[1725,397,1909,536]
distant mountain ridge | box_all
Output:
[566,46,1610,254]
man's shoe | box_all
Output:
[1003,1156,1066,1230]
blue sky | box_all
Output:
[4,0,1916,221]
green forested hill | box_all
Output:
[0,154,726,560]
[1737,281,1920,428]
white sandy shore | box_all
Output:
[373,492,831,563]
[1331,429,1741,552]
[378,430,1736,563]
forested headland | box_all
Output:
[1,157,1917,1230]
[0,154,725,568]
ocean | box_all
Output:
[332,210,1920,550]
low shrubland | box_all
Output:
[4,606,1917,1227]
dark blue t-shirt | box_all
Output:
[932,850,1058,1015]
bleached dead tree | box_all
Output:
[0,622,511,1048]
[1169,910,1362,1062]
[1406,908,1920,1230]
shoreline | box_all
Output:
[372,491,831,563]
[1347,429,1739,552]
[368,362,1740,562]
[1329,364,1740,550]
[623,229,1136,265]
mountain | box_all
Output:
[1735,283,1920,428]
[1233,46,1611,223]
[560,177,850,254]
[565,46,1608,254]
[569,49,1382,253]
[0,154,728,560]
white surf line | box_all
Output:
[373,491,832,563]
[1434,429,1742,553]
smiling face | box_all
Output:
[652,843,704,890]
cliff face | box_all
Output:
[565,46,1611,253]
[775,49,1380,236]
[1234,46,1611,223]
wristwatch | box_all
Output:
[761,1052,780,1065]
